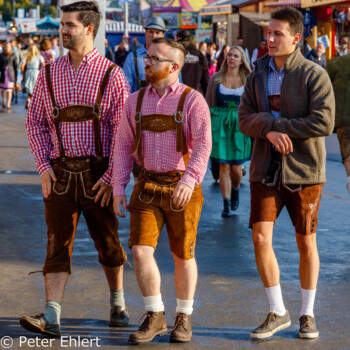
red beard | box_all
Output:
[145,65,170,84]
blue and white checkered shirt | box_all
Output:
[267,57,285,119]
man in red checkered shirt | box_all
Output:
[112,38,212,344]
[20,1,130,337]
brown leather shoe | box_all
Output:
[128,311,168,343]
[170,313,192,342]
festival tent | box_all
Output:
[164,0,218,12]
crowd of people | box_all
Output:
[0,0,348,345]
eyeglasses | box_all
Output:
[143,55,174,65]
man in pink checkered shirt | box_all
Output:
[21,1,130,337]
[112,37,212,344]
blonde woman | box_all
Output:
[22,44,45,109]
[205,46,252,217]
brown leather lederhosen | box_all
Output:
[42,63,127,274]
[127,87,204,260]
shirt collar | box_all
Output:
[269,57,285,74]
[148,78,180,95]
[64,48,100,67]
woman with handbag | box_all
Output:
[22,45,45,109]
[205,46,252,217]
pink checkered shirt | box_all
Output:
[111,79,212,196]
[26,48,130,185]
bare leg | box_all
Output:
[1,90,5,106]
[219,163,231,198]
[45,272,69,303]
[296,233,319,289]
[230,164,243,190]
[6,90,12,108]
[344,156,350,177]
[103,265,123,290]
[252,221,280,287]
[173,254,197,300]
[132,245,161,296]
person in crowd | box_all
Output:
[327,54,350,195]
[115,39,128,68]
[11,39,24,103]
[105,38,115,63]
[0,42,17,109]
[123,17,166,93]
[208,42,218,77]
[112,37,211,344]
[238,7,335,339]
[20,1,130,337]
[205,46,251,216]
[130,37,141,52]
[40,39,55,64]
[216,44,230,72]
[306,42,326,68]
[175,30,209,95]
[21,44,45,109]
[51,37,60,60]
[199,41,208,58]
[236,36,250,67]
[251,39,268,69]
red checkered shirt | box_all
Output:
[111,79,212,196]
[26,48,130,185]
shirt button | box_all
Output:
[157,166,160,170]
[156,150,159,154]
[156,134,160,137]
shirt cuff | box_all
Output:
[113,185,126,197]
[100,172,111,186]
[38,162,52,177]
[179,174,196,190]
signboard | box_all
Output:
[199,4,231,16]
[181,12,198,29]
[153,12,180,29]
[20,22,37,33]
[195,29,212,43]
[301,0,345,8]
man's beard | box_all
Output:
[62,34,79,50]
[145,65,170,84]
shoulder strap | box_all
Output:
[45,64,57,109]
[175,87,192,153]
[134,50,140,90]
[130,88,147,169]
[95,63,116,106]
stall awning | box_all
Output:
[164,0,217,12]
[265,0,301,8]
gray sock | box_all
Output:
[44,300,61,325]
[110,288,125,310]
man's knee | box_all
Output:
[132,245,155,265]
[252,222,273,249]
[173,253,196,266]
[296,233,317,255]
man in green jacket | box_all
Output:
[326,55,350,195]
[239,8,335,340]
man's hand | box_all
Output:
[41,169,57,198]
[172,183,193,207]
[113,195,128,217]
[92,180,113,207]
[266,131,293,154]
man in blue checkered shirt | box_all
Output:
[239,7,335,341]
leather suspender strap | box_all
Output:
[94,64,116,159]
[130,88,146,165]
[134,51,140,91]
[175,87,192,154]
[45,64,65,158]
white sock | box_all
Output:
[143,294,164,312]
[265,284,286,316]
[300,288,316,317]
[346,176,350,195]
[176,299,194,315]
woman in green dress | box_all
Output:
[205,46,251,217]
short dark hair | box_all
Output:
[151,37,186,59]
[60,1,102,38]
[271,7,304,36]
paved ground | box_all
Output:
[1,96,350,350]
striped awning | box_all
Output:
[164,0,217,12]
[105,21,145,33]
[265,0,301,7]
